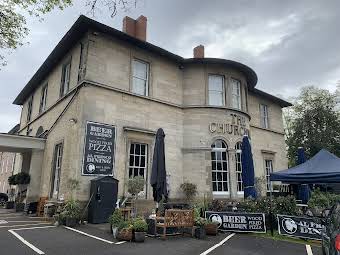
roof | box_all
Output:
[8,124,20,135]
[13,15,287,108]
[251,88,292,107]
[270,149,340,183]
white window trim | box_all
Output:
[208,74,225,106]
[132,59,149,96]
[265,159,274,192]
[231,78,242,110]
[211,140,230,194]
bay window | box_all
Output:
[208,75,224,106]
[231,78,241,110]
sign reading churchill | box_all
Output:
[82,121,116,175]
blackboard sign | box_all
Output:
[277,215,325,240]
[205,211,266,233]
[82,121,116,176]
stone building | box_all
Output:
[7,15,291,203]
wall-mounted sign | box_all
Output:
[277,215,325,240]
[209,113,249,136]
[205,211,266,233]
[82,121,116,176]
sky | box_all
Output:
[0,0,340,132]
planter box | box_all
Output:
[205,224,218,236]
[15,203,25,212]
[65,218,78,227]
[5,201,15,209]
[194,226,206,239]
[134,231,146,242]
[117,228,133,241]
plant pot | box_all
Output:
[112,226,119,239]
[134,231,146,242]
[194,226,206,239]
[5,201,15,209]
[65,218,78,227]
[117,228,133,241]
[15,203,25,212]
[205,223,218,236]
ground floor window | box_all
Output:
[235,142,243,193]
[128,143,147,179]
[211,139,229,194]
[51,143,63,198]
[265,159,273,192]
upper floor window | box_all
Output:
[208,75,224,106]
[39,84,48,114]
[260,104,269,128]
[132,59,149,96]
[231,78,241,110]
[27,96,33,122]
[60,60,71,97]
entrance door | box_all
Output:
[50,143,63,199]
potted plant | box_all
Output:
[193,207,206,239]
[109,209,123,238]
[205,219,219,236]
[117,221,133,241]
[132,217,148,242]
[60,199,81,227]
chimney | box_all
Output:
[135,15,147,41]
[122,15,147,41]
[193,45,204,58]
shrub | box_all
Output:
[8,175,17,185]
[180,182,197,201]
[60,199,81,219]
[109,209,123,227]
[8,173,30,185]
[127,176,145,196]
[209,199,225,212]
[308,189,340,211]
[132,217,148,232]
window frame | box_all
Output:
[260,104,269,129]
[231,78,242,110]
[26,95,33,123]
[235,142,244,194]
[39,83,48,114]
[211,139,229,195]
[208,74,225,106]
[132,59,149,96]
[60,59,72,98]
[50,142,63,199]
[265,159,273,192]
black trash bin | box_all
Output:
[88,176,119,224]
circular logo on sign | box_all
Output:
[86,163,96,173]
[282,218,298,234]
[209,214,222,228]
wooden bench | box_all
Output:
[155,209,194,239]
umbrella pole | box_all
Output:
[269,181,274,237]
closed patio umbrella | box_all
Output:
[297,147,310,204]
[241,135,257,199]
[150,128,168,204]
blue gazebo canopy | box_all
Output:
[270,149,340,184]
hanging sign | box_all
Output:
[205,211,266,233]
[82,121,116,175]
[277,215,325,240]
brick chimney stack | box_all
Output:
[193,45,205,58]
[122,15,147,41]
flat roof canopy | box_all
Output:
[0,133,45,152]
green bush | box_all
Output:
[8,173,31,185]
[109,210,123,227]
[60,199,81,219]
[308,189,340,211]
[132,217,148,232]
[180,182,197,201]
[8,175,17,185]
[127,176,145,196]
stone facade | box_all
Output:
[13,16,290,203]
[0,152,15,194]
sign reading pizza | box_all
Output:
[82,121,115,176]
[277,214,325,240]
[205,211,266,233]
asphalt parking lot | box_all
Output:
[0,211,322,255]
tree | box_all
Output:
[284,86,340,166]
[0,0,136,67]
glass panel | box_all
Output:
[217,172,222,181]
[132,78,146,95]
[212,172,216,181]
[140,156,145,167]
[209,75,223,91]
[211,152,215,160]
[135,144,140,154]
[216,162,222,170]
[141,145,145,154]
[212,161,216,170]
[223,182,228,191]
[218,182,222,191]
[135,156,140,166]
[133,60,147,79]
[213,182,217,192]
[129,168,133,177]
[209,92,223,106]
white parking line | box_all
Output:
[306,245,313,255]
[0,222,51,228]
[115,241,127,245]
[8,229,45,254]
[64,226,114,244]
[200,233,236,255]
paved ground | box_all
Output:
[0,209,323,255]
